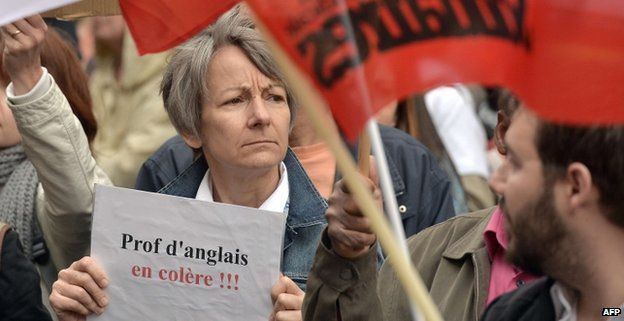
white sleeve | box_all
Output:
[7,72,113,269]
[6,67,51,104]
[425,86,490,178]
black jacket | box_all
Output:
[480,277,556,321]
[0,225,52,321]
[134,125,456,237]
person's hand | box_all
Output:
[1,15,47,95]
[49,257,109,321]
[269,275,304,321]
[326,176,380,259]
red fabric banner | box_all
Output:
[246,0,624,140]
[121,0,624,140]
[119,0,238,54]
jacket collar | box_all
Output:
[283,149,328,227]
[348,141,405,196]
[158,148,327,229]
[442,207,496,260]
[383,148,406,196]
[440,207,496,318]
[157,155,207,198]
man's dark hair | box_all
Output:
[536,121,624,226]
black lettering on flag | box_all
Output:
[296,0,527,87]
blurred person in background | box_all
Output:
[288,108,456,237]
[377,85,496,213]
[0,222,51,320]
[0,27,52,318]
[1,15,111,293]
[86,16,176,187]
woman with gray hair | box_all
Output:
[49,6,327,321]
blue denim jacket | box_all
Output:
[157,149,327,289]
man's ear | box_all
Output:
[180,132,202,149]
[566,162,596,210]
[494,111,510,155]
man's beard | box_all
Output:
[501,185,569,276]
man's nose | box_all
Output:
[489,159,509,196]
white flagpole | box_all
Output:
[366,119,423,321]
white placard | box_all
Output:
[88,185,286,321]
[0,0,79,26]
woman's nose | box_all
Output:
[247,96,271,128]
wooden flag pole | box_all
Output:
[357,132,371,176]
[252,14,444,321]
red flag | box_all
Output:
[120,0,624,139]
[245,0,624,140]
[516,1,624,127]
[119,0,238,54]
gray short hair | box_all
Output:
[161,5,297,138]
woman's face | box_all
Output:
[183,45,290,174]
[0,85,21,148]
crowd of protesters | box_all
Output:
[0,4,622,321]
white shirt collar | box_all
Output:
[550,282,578,321]
[195,162,289,214]
[550,282,624,321]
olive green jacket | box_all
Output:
[303,207,495,321]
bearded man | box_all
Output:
[482,108,624,321]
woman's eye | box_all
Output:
[226,97,244,105]
[267,94,285,102]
